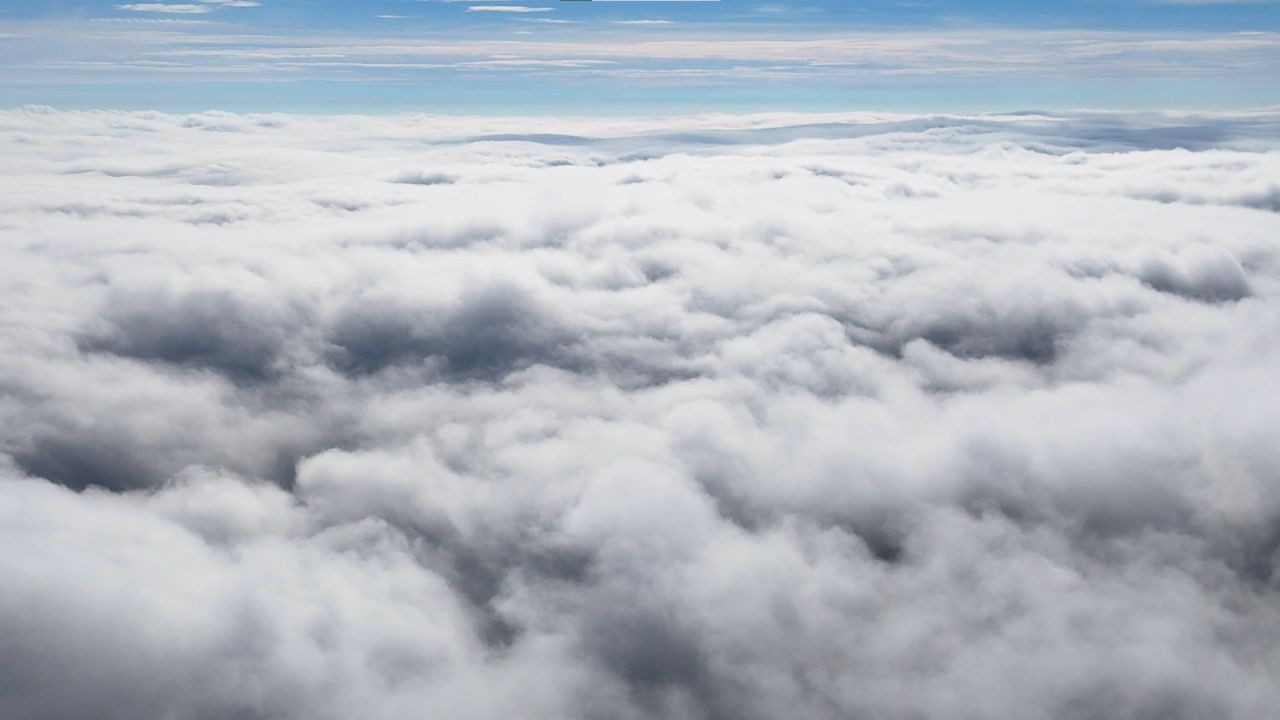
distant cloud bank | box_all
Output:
[1,108,1279,719]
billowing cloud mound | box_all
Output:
[2,107,1280,720]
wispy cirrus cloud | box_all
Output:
[116,0,259,13]
[116,3,213,13]
[466,5,554,12]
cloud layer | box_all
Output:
[4,22,1280,90]
[2,107,1279,719]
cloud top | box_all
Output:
[2,108,1279,719]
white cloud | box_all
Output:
[116,3,212,13]
[466,5,554,12]
[1,107,1279,719]
[6,24,1279,85]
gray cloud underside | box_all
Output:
[2,107,1280,720]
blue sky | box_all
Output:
[2,1,1278,112]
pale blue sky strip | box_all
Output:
[1,1,1277,111]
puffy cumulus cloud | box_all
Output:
[2,106,1280,719]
